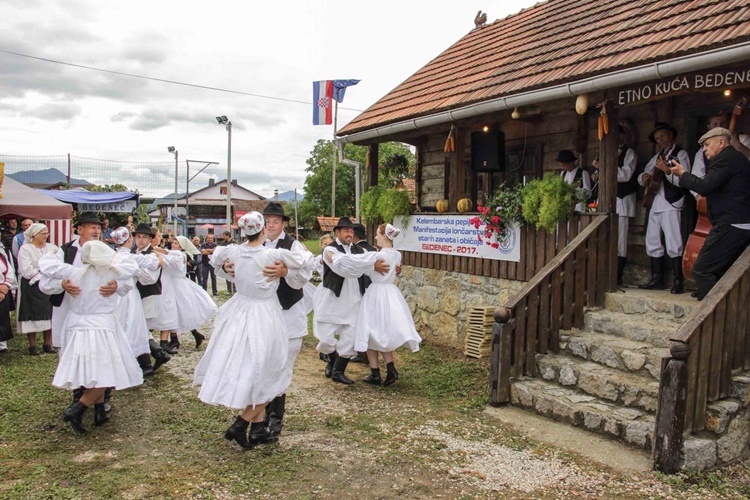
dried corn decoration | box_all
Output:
[597,99,611,141]
[444,124,456,153]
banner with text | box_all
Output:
[79,200,138,213]
[393,215,520,262]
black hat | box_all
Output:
[353,223,367,239]
[263,201,290,221]
[648,122,678,143]
[133,223,153,236]
[555,150,577,163]
[76,211,103,226]
[334,216,357,231]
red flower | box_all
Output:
[491,215,500,224]
[477,205,484,212]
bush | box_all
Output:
[521,173,584,232]
[360,186,410,224]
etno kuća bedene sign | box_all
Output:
[617,68,750,106]
[392,215,521,262]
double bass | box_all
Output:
[683,96,749,280]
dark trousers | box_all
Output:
[693,225,750,299]
[201,265,217,295]
[194,263,204,287]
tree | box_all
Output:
[297,140,415,228]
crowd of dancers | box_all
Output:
[0,202,422,449]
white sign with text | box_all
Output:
[79,200,138,213]
[393,214,520,262]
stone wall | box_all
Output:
[682,375,750,471]
[398,265,526,349]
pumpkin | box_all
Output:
[436,199,450,213]
[457,198,473,212]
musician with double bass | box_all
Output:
[637,122,691,294]
[668,127,750,301]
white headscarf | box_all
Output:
[112,227,131,246]
[384,223,401,241]
[176,235,200,255]
[23,223,47,244]
[80,240,116,269]
[238,211,265,236]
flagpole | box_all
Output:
[331,98,338,217]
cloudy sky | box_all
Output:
[0,0,537,198]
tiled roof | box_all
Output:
[339,0,750,136]
[314,216,359,232]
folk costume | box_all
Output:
[313,217,370,384]
[193,212,315,448]
[326,224,421,385]
[0,244,17,352]
[558,150,592,213]
[637,123,691,293]
[40,240,143,432]
[615,143,638,285]
[16,223,58,353]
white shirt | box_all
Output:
[562,167,592,213]
[314,238,364,326]
[638,145,691,213]
[617,147,638,218]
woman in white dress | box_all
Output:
[325,223,421,386]
[16,223,58,355]
[166,236,217,348]
[39,240,142,433]
[110,227,164,376]
[193,212,315,449]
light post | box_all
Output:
[215,115,232,230]
[167,146,178,234]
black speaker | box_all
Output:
[470,128,505,172]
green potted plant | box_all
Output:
[521,173,587,232]
[469,184,524,247]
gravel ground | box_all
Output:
[158,277,750,499]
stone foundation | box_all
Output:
[397,265,526,349]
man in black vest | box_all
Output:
[132,223,176,357]
[558,150,592,213]
[350,223,375,364]
[258,202,315,435]
[669,127,750,300]
[637,122,691,294]
[313,216,389,384]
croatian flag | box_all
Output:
[312,80,333,125]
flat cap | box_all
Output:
[698,127,732,145]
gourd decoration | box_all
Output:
[436,199,450,213]
[457,198,473,212]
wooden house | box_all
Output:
[336,0,750,472]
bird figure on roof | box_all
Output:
[474,10,488,28]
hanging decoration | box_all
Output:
[596,99,611,141]
[444,124,456,153]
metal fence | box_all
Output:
[0,154,218,198]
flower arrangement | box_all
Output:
[586,202,599,213]
[469,184,525,247]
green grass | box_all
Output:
[302,238,322,255]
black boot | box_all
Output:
[168,333,180,351]
[384,362,399,387]
[671,256,685,294]
[103,388,113,414]
[62,401,89,433]
[249,421,278,445]
[265,394,286,436]
[324,351,338,378]
[94,403,110,427]
[136,353,155,377]
[42,344,58,354]
[331,357,354,385]
[191,329,205,349]
[160,340,178,355]
[72,386,85,404]
[363,368,382,385]
[149,339,171,371]
[224,416,253,449]
[617,256,626,287]
[638,257,666,290]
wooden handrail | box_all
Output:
[504,215,609,309]
[654,244,750,473]
[489,214,614,406]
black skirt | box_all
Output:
[18,277,53,323]
[0,291,12,341]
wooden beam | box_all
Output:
[368,143,379,188]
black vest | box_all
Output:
[617,147,639,199]
[662,145,686,205]
[274,234,304,310]
[322,242,368,297]
[133,246,162,299]
[49,241,78,307]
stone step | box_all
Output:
[560,329,670,380]
[536,354,660,413]
[603,288,697,320]
[584,309,681,348]
[510,377,655,451]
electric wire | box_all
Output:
[0,48,364,112]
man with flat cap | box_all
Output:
[637,122,691,294]
[669,127,750,301]
[313,216,388,384]
[256,201,315,434]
